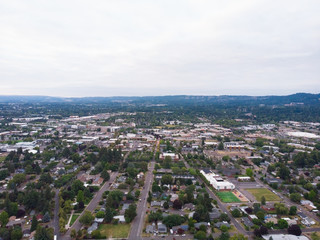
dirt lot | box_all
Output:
[233,189,249,202]
[204,150,251,159]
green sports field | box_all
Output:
[246,188,280,201]
[216,191,241,203]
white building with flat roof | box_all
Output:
[200,170,235,191]
[263,234,309,240]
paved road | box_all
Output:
[128,141,159,240]
[128,161,155,240]
[61,171,118,240]
[53,189,60,239]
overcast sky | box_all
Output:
[0,1,319,97]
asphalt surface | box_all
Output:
[53,189,60,239]
[61,171,118,240]
[128,161,155,240]
[128,141,159,240]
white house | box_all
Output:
[114,215,126,223]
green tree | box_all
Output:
[11,173,26,186]
[71,229,77,239]
[124,204,137,223]
[147,191,152,203]
[230,234,247,240]
[246,168,253,177]
[0,228,10,240]
[278,164,290,180]
[24,190,40,210]
[256,211,265,221]
[39,173,53,184]
[222,156,230,162]
[11,227,22,240]
[185,185,195,203]
[261,196,266,205]
[308,190,317,201]
[34,225,53,240]
[135,190,140,199]
[219,232,230,240]
[275,203,289,215]
[173,199,182,209]
[287,224,302,236]
[0,211,9,227]
[71,180,84,194]
[218,142,224,150]
[106,190,124,209]
[255,138,265,147]
[161,174,173,185]
[148,211,163,223]
[163,214,185,228]
[277,219,288,229]
[77,190,84,204]
[79,211,94,226]
[163,156,172,169]
[290,193,301,203]
[231,208,241,218]
[220,225,229,232]
[104,207,113,223]
[152,183,161,193]
[194,230,207,239]
[289,206,297,215]
[96,211,105,218]
[219,213,230,222]
[91,230,102,239]
[31,215,38,232]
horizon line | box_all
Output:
[0,92,318,99]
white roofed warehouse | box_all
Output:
[200,169,235,191]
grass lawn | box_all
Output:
[246,188,280,201]
[216,191,241,203]
[70,214,80,226]
[98,224,131,238]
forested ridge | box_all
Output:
[0,93,319,123]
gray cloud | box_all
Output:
[0,0,319,97]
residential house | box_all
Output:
[151,201,162,207]
[87,222,98,234]
[183,203,195,211]
[6,219,25,228]
[261,204,275,212]
[146,225,155,234]
[215,221,230,229]
[194,222,209,230]
[94,218,104,223]
[137,172,144,179]
[242,217,254,228]
[265,217,277,224]
[158,223,167,233]
[114,215,126,223]
[23,229,31,238]
[209,209,221,220]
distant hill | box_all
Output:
[0,93,319,106]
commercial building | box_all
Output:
[200,169,235,191]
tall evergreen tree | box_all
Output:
[31,215,38,232]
